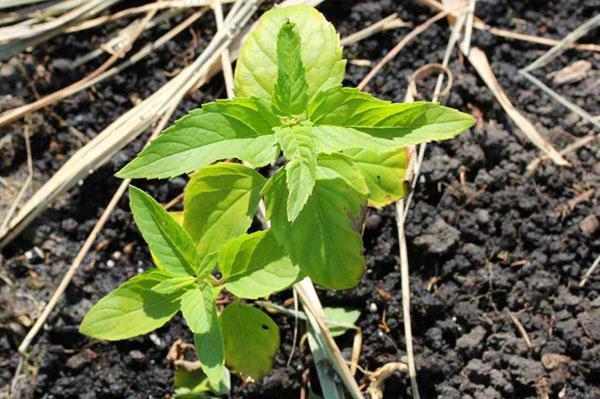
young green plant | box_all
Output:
[81,4,475,392]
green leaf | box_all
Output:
[343,147,409,208]
[220,303,279,380]
[117,98,280,179]
[197,251,218,281]
[180,285,216,334]
[183,163,266,258]
[309,87,475,146]
[264,171,367,289]
[180,285,225,386]
[323,307,361,337]
[80,270,180,340]
[234,5,345,102]
[219,230,300,299]
[316,153,369,196]
[129,186,199,276]
[174,367,230,398]
[271,22,308,117]
[312,125,395,153]
[276,123,318,221]
[151,276,196,295]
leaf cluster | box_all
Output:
[81,5,474,389]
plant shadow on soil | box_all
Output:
[0,0,599,398]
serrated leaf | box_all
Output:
[323,307,361,337]
[316,153,368,196]
[220,230,300,299]
[180,285,225,386]
[312,125,396,153]
[151,276,196,295]
[80,270,179,340]
[264,171,367,289]
[234,5,345,102]
[129,186,199,276]
[220,303,279,380]
[343,147,409,208]
[309,87,475,146]
[271,22,308,117]
[151,211,186,271]
[276,124,318,221]
[183,163,266,258]
[117,98,280,179]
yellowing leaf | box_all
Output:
[234,6,345,101]
[343,147,409,208]
[220,303,279,379]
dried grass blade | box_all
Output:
[466,47,569,166]
[0,0,265,248]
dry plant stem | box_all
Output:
[519,70,600,130]
[0,0,264,249]
[213,0,236,99]
[419,0,600,52]
[526,134,599,173]
[295,277,363,399]
[403,3,466,221]
[508,312,533,348]
[395,202,420,399]
[164,192,184,210]
[367,362,409,399]
[357,5,464,90]
[522,13,600,72]
[397,67,459,399]
[459,0,475,54]
[340,13,410,46]
[72,8,185,69]
[0,128,32,234]
[17,103,178,355]
[0,1,123,61]
[0,0,51,11]
[64,0,227,33]
[580,254,600,288]
[349,327,362,376]
[0,8,157,128]
[0,0,108,41]
[286,287,300,366]
[404,12,466,219]
[465,48,569,166]
[306,333,345,399]
[9,356,24,398]
[378,7,469,398]
[0,0,77,26]
[0,8,204,127]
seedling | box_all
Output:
[80,5,474,393]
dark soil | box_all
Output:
[1,0,599,398]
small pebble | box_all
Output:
[365,214,382,231]
[106,260,115,269]
[368,303,378,313]
[580,215,599,236]
[129,350,146,365]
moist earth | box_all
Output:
[0,0,599,398]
